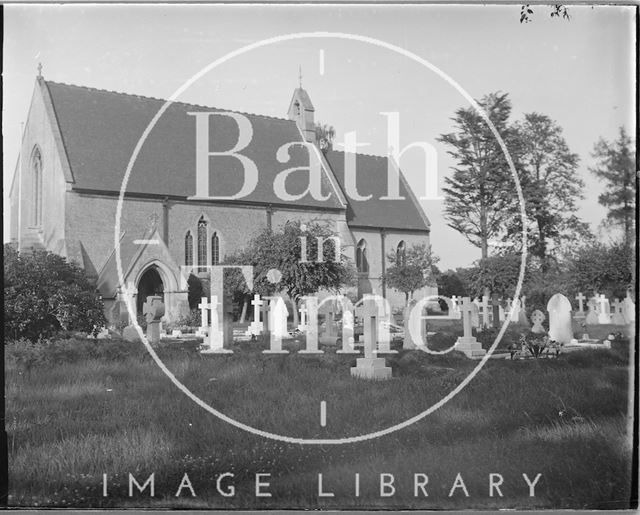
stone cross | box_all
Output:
[299,296,322,354]
[530,309,546,334]
[461,297,474,338]
[201,295,230,353]
[453,297,486,358]
[597,294,611,324]
[547,293,573,343]
[298,303,307,332]
[248,294,264,336]
[350,295,392,380]
[198,296,210,333]
[575,292,586,315]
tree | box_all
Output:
[225,220,355,326]
[520,5,570,23]
[315,122,336,153]
[503,113,590,272]
[384,243,439,305]
[589,126,636,248]
[438,92,521,260]
[4,245,106,340]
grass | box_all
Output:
[5,334,635,509]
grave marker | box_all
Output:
[200,295,231,354]
[530,309,546,334]
[575,292,586,317]
[597,294,611,324]
[142,295,165,345]
[585,298,599,325]
[299,296,322,354]
[351,295,392,380]
[546,293,573,343]
[263,297,289,354]
[453,297,486,358]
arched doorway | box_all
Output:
[137,267,165,314]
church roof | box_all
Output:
[41,79,430,232]
[325,151,430,232]
[44,80,342,210]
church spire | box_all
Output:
[298,65,303,88]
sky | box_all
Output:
[3,4,635,269]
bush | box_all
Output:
[4,245,106,340]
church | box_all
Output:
[8,72,435,324]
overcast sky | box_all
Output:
[3,4,635,269]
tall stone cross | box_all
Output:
[201,294,230,353]
[198,296,210,333]
[575,292,586,314]
[248,294,264,336]
[598,294,611,324]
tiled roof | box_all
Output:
[325,150,430,232]
[43,80,429,231]
[44,80,342,209]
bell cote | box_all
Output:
[287,87,316,144]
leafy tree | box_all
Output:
[4,245,106,340]
[463,253,527,299]
[438,92,521,260]
[315,122,336,153]
[435,268,468,298]
[589,126,636,248]
[520,4,570,23]
[384,243,439,305]
[564,241,635,299]
[226,220,355,326]
[503,113,590,271]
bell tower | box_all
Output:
[287,69,316,144]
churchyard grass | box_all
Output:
[5,334,633,509]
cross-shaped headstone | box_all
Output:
[598,294,611,324]
[198,296,210,331]
[530,309,546,333]
[575,292,586,314]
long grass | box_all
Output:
[5,336,634,509]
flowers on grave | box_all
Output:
[519,332,557,359]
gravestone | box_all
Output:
[454,297,486,358]
[585,298,599,325]
[403,299,419,350]
[530,309,546,334]
[298,302,307,332]
[597,295,611,324]
[450,295,462,319]
[201,295,231,354]
[518,296,529,326]
[198,297,210,335]
[622,296,636,324]
[263,297,289,354]
[351,295,392,380]
[143,295,165,345]
[336,297,358,354]
[575,292,586,318]
[611,298,626,325]
[491,294,501,329]
[546,293,573,344]
[248,294,264,336]
[376,297,394,353]
[299,296,322,354]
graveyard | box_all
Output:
[5,285,635,509]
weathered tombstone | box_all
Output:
[403,299,420,350]
[518,297,529,326]
[454,297,486,358]
[198,297,210,335]
[585,298,599,325]
[491,294,501,329]
[248,294,264,336]
[263,297,289,354]
[351,295,392,380]
[299,296,322,354]
[143,295,165,345]
[470,301,480,328]
[201,295,231,354]
[530,309,546,334]
[336,297,358,354]
[575,292,586,318]
[597,295,612,324]
[546,293,573,344]
[611,298,626,325]
[298,302,307,332]
[622,295,636,324]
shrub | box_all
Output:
[4,245,106,340]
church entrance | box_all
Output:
[137,267,164,314]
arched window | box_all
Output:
[32,148,43,226]
[356,239,368,274]
[396,241,406,266]
[211,232,220,265]
[184,231,193,267]
[197,216,207,271]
